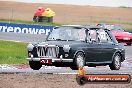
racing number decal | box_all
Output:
[98,29,107,41]
[99,32,106,40]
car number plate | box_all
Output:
[123,37,130,40]
[40,59,52,64]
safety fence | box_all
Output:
[0,9,131,24]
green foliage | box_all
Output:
[0,18,61,26]
[119,6,132,8]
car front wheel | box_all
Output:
[29,61,42,70]
[70,52,85,70]
[109,53,121,70]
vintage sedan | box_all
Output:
[97,24,132,45]
[27,25,125,70]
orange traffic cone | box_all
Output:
[78,66,86,76]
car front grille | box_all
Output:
[37,45,59,58]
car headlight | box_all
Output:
[27,44,34,51]
[63,45,70,52]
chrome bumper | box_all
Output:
[26,57,73,62]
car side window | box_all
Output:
[87,30,97,43]
[97,29,112,43]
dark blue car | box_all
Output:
[27,25,125,70]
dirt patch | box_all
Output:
[0,73,132,88]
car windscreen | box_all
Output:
[104,25,124,31]
[47,27,86,41]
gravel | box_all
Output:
[0,73,132,88]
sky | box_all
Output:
[1,0,132,7]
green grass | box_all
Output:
[0,18,61,26]
[0,40,28,64]
[119,6,132,8]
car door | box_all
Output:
[97,29,115,62]
[85,29,103,62]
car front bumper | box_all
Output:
[26,57,73,63]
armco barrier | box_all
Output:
[0,22,54,35]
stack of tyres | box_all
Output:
[33,16,42,22]
[33,16,53,22]
[42,16,53,23]
[33,7,55,23]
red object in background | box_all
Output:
[34,7,45,16]
[112,30,132,45]
[97,24,132,45]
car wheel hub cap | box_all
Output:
[115,55,120,68]
[77,55,84,67]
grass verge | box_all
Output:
[0,40,28,64]
[0,18,132,30]
[0,18,61,26]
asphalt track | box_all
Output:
[0,32,132,74]
[0,32,46,43]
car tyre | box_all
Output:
[70,52,85,70]
[33,16,36,21]
[29,61,42,70]
[33,16,39,22]
[109,53,121,70]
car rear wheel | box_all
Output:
[70,52,85,70]
[126,43,131,46]
[29,61,42,70]
[109,53,121,70]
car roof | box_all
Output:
[59,25,107,30]
[97,23,121,26]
